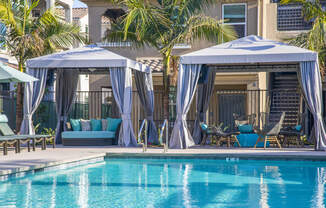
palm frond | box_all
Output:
[36,11,87,54]
[184,15,236,43]
[0,0,86,66]
[106,22,159,49]
[118,0,170,41]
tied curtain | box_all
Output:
[170,64,202,149]
[299,61,326,150]
[134,70,158,144]
[20,68,48,134]
[192,67,216,144]
[110,67,137,147]
[55,69,79,144]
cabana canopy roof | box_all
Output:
[181,35,317,65]
[171,35,326,150]
[27,46,150,73]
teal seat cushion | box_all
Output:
[235,134,269,148]
[107,118,122,131]
[295,125,302,131]
[70,119,81,131]
[238,124,254,133]
[91,119,102,131]
[62,131,116,139]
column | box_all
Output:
[46,0,55,10]
[88,7,106,44]
[65,5,73,23]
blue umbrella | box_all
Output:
[0,62,38,83]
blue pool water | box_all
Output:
[1,158,326,208]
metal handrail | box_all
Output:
[159,119,169,153]
[138,119,148,152]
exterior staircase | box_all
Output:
[268,72,301,127]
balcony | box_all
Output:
[96,42,132,47]
[277,4,312,31]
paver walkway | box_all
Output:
[0,145,325,176]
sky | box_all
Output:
[73,0,87,8]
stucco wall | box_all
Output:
[83,0,268,93]
[82,0,259,58]
[262,2,304,41]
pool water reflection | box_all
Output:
[0,158,325,208]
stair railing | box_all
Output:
[159,119,169,153]
[138,119,148,152]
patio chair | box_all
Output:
[280,113,306,147]
[0,114,54,154]
[254,112,286,149]
[233,113,256,127]
[233,113,256,134]
[200,122,241,148]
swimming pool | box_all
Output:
[0,157,325,208]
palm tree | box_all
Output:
[281,0,326,76]
[0,0,87,130]
[105,0,236,120]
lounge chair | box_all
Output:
[0,114,54,155]
[200,123,241,147]
[280,113,306,147]
[0,137,18,155]
[254,112,286,149]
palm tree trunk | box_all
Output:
[162,54,171,122]
[170,55,179,86]
[16,62,24,132]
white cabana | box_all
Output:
[21,46,158,146]
[170,35,326,150]
[27,46,150,72]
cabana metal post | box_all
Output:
[20,46,158,146]
[170,35,326,150]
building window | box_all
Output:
[222,3,247,38]
[101,87,113,104]
[277,4,312,31]
[32,10,41,18]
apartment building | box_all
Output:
[29,0,92,100]
[33,0,73,22]
[78,0,311,131]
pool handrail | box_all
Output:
[138,119,148,152]
[159,119,169,153]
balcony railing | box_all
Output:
[96,42,132,47]
[0,89,313,136]
[277,4,312,31]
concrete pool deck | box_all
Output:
[0,145,326,176]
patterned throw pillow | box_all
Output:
[102,119,108,131]
[80,119,91,131]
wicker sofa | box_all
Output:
[62,118,121,146]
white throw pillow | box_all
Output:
[101,119,108,131]
[80,119,91,131]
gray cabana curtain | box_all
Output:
[110,67,137,147]
[170,64,202,149]
[192,67,216,144]
[299,61,326,150]
[134,70,158,144]
[55,69,79,144]
[20,68,48,134]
